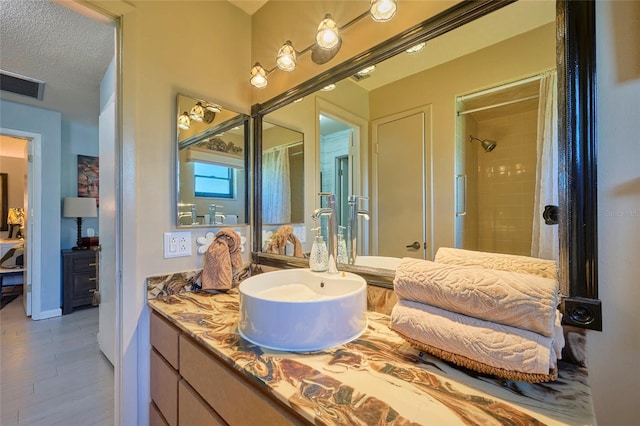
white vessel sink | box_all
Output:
[354,256,402,270]
[238,269,367,352]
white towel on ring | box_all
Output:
[390,300,564,376]
[435,247,557,280]
[394,258,558,337]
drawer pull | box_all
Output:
[89,263,97,267]
[89,277,97,281]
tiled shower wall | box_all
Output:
[475,108,538,255]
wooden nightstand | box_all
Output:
[61,249,98,315]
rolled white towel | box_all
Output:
[435,247,557,280]
[390,299,564,377]
[394,258,558,337]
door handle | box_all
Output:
[406,241,421,250]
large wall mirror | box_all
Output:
[252,0,600,330]
[176,93,249,227]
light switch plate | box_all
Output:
[164,231,192,258]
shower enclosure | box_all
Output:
[455,73,556,258]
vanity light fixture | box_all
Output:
[178,112,191,130]
[316,14,340,50]
[250,3,397,87]
[405,42,426,53]
[189,102,205,122]
[250,62,269,88]
[276,41,297,71]
[370,0,397,22]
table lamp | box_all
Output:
[7,207,25,239]
[63,197,97,250]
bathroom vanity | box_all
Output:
[147,281,594,426]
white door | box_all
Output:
[98,94,116,365]
[373,107,432,259]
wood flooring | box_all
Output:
[0,296,114,425]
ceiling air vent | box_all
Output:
[0,70,45,100]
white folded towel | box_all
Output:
[390,300,564,377]
[435,247,557,280]
[394,258,558,337]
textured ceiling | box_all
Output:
[0,0,114,126]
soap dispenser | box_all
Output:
[337,226,348,264]
[309,227,329,272]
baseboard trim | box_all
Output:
[33,308,62,320]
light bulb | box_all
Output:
[370,0,397,22]
[276,41,297,72]
[405,42,426,53]
[250,62,268,88]
[189,102,205,122]
[316,14,339,50]
[178,112,190,130]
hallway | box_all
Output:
[0,297,113,425]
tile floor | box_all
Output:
[0,296,114,425]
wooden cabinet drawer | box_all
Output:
[151,311,180,369]
[150,349,179,426]
[179,335,304,425]
[179,379,226,426]
[149,401,168,426]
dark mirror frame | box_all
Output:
[251,0,601,330]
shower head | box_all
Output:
[469,135,497,152]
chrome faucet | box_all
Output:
[311,193,339,273]
[348,195,369,265]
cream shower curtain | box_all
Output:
[262,146,291,224]
[532,71,558,261]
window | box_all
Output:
[194,162,234,198]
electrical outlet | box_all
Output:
[164,231,192,258]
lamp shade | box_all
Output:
[63,197,97,218]
[7,207,25,225]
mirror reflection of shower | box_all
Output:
[469,135,497,152]
[455,73,549,257]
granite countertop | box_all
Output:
[148,289,594,425]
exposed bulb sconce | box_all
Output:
[204,102,221,113]
[316,14,340,50]
[250,62,268,88]
[370,0,397,22]
[251,4,398,87]
[178,112,191,130]
[276,41,297,71]
[405,41,426,53]
[189,102,205,122]
[356,65,376,76]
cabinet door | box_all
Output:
[150,312,180,369]
[179,380,226,426]
[179,335,304,425]
[150,349,179,426]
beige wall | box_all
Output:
[94,1,251,423]
[590,1,640,424]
